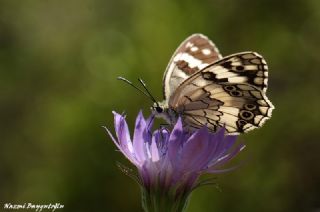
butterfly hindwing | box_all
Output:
[169,59,274,134]
[162,34,222,100]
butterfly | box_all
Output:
[150,33,274,135]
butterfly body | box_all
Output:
[152,34,274,135]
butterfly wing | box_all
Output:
[201,51,269,92]
[168,52,274,134]
[163,34,222,100]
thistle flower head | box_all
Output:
[105,111,245,212]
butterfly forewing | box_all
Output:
[163,34,222,100]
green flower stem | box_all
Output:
[141,187,191,212]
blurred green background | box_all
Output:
[1,0,320,211]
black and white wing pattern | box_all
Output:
[168,52,274,135]
[162,34,222,100]
[206,52,269,92]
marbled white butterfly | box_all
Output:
[150,34,274,135]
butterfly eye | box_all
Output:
[156,107,163,113]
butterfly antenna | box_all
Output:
[138,78,160,107]
[117,77,155,103]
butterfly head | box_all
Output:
[151,101,177,125]
[153,105,164,113]
[151,101,165,115]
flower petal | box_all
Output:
[215,129,237,157]
[151,129,169,157]
[112,111,135,161]
[103,126,138,165]
[209,143,246,169]
[207,127,233,162]
[150,133,160,162]
[145,115,155,139]
[179,127,211,171]
[206,166,240,173]
[207,144,246,174]
[168,118,184,167]
[133,111,148,163]
[211,127,226,155]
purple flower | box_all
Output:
[105,111,245,212]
